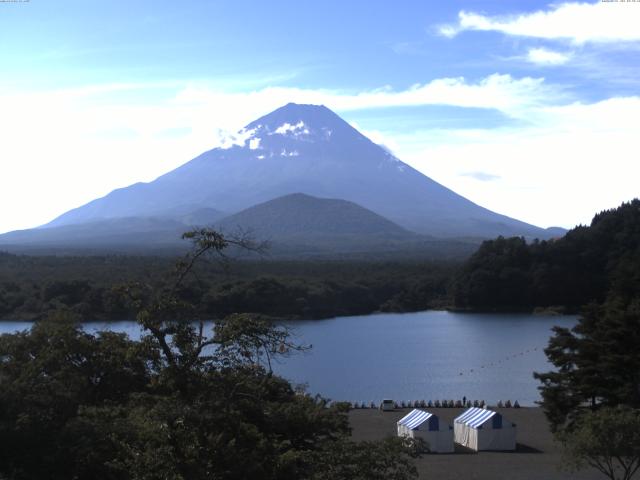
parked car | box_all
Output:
[380,399,395,411]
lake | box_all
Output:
[0,311,576,406]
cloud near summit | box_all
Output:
[174,73,557,128]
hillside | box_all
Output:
[452,199,640,311]
[0,217,188,252]
[215,193,417,251]
[0,194,479,259]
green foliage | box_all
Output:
[535,301,640,431]
[452,199,640,310]
[560,406,640,480]
[310,437,422,480]
[452,236,533,309]
[0,311,152,479]
[531,202,640,478]
[0,230,421,480]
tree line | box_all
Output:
[0,253,455,321]
[452,200,640,311]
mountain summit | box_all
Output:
[43,103,555,239]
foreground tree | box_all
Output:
[0,312,152,479]
[310,437,424,480]
[535,300,640,431]
[560,407,640,480]
[0,229,421,480]
[536,298,640,480]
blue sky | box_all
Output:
[1,0,639,233]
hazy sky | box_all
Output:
[1,0,639,233]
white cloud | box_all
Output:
[460,171,502,182]
[174,73,559,123]
[350,123,401,156]
[526,47,572,65]
[438,24,459,39]
[440,2,640,44]
[398,96,640,228]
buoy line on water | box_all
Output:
[456,346,542,376]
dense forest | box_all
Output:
[452,199,640,311]
[0,253,457,321]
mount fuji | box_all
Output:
[1,103,562,254]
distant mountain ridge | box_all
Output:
[41,103,561,240]
[0,217,187,247]
[0,193,481,259]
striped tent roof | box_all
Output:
[397,409,433,430]
[454,407,497,429]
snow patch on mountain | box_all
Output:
[280,149,299,157]
[219,127,258,150]
[273,121,310,136]
[249,137,261,150]
[384,151,403,163]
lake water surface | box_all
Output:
[0,311,576,406]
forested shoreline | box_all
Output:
[0,254,457,321]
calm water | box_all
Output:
[0,311,575,406]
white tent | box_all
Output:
[453,407,516,451]
[397,409,454,453]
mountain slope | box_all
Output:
[43,103,558,239]
[0,217,188,252]
[217,193,411,240]
[0,194,480,259]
